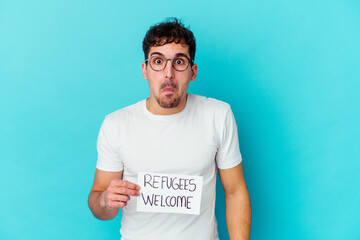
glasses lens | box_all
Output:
[173,57,189,71]
[150,56,166,71]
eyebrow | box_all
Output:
[150,52,190,58]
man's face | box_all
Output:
[142,42,197,109]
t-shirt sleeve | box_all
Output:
[216,107,242,169]
[96,117,124,172]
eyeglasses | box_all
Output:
[145,55,193,72]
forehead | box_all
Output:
[148,42,190,57]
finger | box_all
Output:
[107,185,140,196]
[109,194,130,202]
[108,201,127,209]
[112,180,141,190]
[118,187,140,196]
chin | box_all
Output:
[157,95,181,108]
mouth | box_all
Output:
[162,87,175,94]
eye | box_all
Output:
[174,57,185,65]
[152,57,164,65]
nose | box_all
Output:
[164,59,175,79]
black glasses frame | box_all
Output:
[145,55,193,72]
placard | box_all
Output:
[136,172,203,215]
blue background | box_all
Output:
[1,0,359,239]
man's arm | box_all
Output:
[88,169,140,220]
[219,163,251,240]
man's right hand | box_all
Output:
[102,179,141,209]
[89,170,140,220]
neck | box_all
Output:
[146,94,188,115]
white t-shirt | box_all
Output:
[96,94,242,240]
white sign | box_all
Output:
[136,172,203,215]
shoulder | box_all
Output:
[189,94,231,115]
[103,100,144,126]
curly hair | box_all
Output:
[142,17,196,62]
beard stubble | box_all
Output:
[156,79,181,108]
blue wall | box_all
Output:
[1,0,359,239]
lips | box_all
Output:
[162,87,175,94]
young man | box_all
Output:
[88,18,251,240]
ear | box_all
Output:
[141,62,148,80]
[190,64,198,81]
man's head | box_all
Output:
[142,18,196,62]
[141,18,198,113]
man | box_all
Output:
[88,18,251,240]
